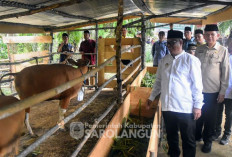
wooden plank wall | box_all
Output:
[98,38,141,88]
[3,36,52,73]
[9,50,49,72]
[146,100,161,157]
[3,36,52,44]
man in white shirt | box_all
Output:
[146,30,204,157]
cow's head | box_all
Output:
[68,59,90,67]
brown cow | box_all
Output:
[0,96,25,157]
[0,59,89,136]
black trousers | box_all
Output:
[163,111,196,157]
[196,93,219,144]
[215,98,232,136]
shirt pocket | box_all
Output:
[210,54,220,64]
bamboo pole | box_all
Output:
[6,43,15,93]
[95,22,98,88]
[67,25,142,32]
[49,32,53,63]
[115,0,123,104]
[141,15,145,70]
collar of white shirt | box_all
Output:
[171,50,185,59]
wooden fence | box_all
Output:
[98,38,141,88]
[3,36,52,73]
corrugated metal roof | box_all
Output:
[0,0,231,32]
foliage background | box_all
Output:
[0,19,231,62]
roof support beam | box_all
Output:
[202,6,232,24]
[0,0,36,9]
[124,3,210,27]
[0,22,46,33]
[0,0,93,20]
[132,0,154,15]
[147,17,203,29]
[52,12,142,32]
[47,10,94,20]
[0,0,84,20]
[186,0,232,5]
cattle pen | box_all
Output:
[0,0,232,157]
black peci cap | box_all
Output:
[185,27,191,31]
[187,43,197,50]
[167,30,183,39]
[204,24,219,31]
[195,29,203,35]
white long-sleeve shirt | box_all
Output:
[225,55,232,99]
[149,51,204,113]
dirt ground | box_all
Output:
[19,89,118,157]
[158,113,232,157]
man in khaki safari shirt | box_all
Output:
[195,24,230,153]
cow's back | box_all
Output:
[14,64,83,99]
[0,96,25,155]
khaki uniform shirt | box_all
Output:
[195,42,230,95]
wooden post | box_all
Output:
[6,43,15,93]
[141,15,146,70]
[95,22,98,88]
[115,0,123,104]
[49,32,53,63]
[98,38,105,86]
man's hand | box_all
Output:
[145,99,152,110]
[217,94,224,103]
[193,108,201,120]
[58,43,64,52]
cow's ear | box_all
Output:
[67,59,78,66]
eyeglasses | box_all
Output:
[204,33,217,37]
[167,40,178,46]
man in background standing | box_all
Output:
[151,31,169,67]
[195,24,230,153]
[79,30,96,66]
[212,35,232,145]
[79,30,96,86]
[194,29,205,46]
[183,26,196,52]
[57,33,74,64]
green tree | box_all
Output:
[218,20,232,36]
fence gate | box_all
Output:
[98,38,141,88]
